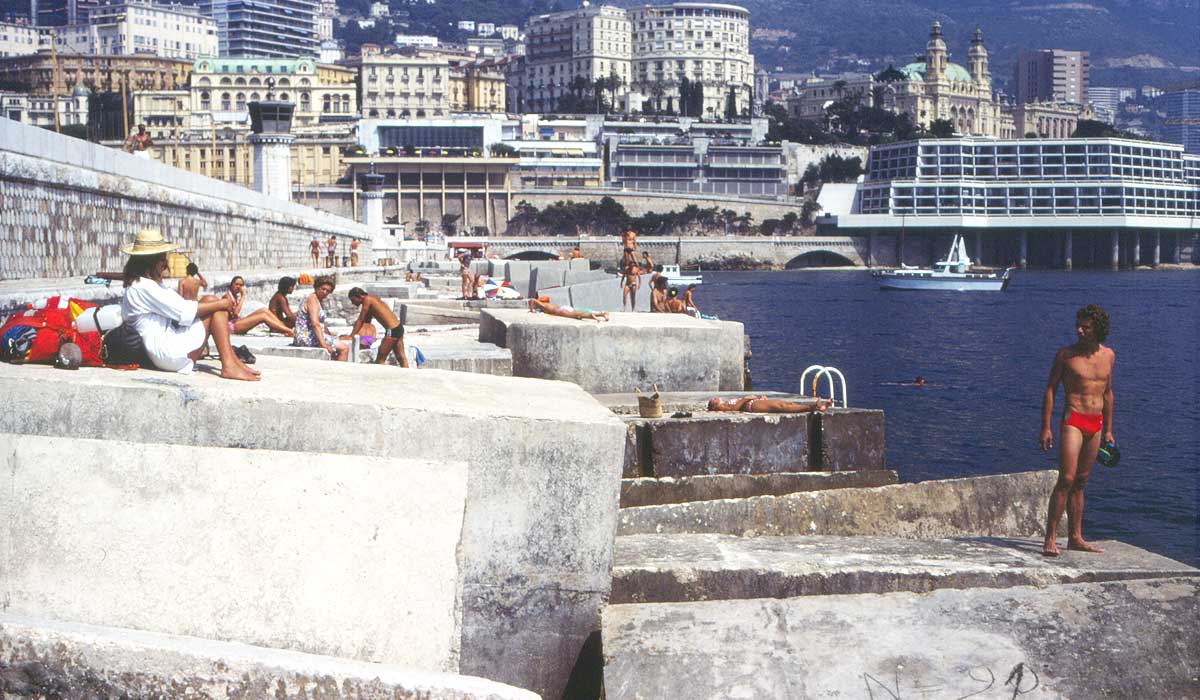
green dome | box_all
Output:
[900,61,973,84]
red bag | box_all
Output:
[0,296,104,366]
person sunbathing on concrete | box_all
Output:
[293,275,349,361]
[707,395,832,414]
[347,288,409,367]
[120,229,258,381]
[1040,304,1115,557]
[177,262,207,301]
[223,276,293,336]
[268,276,298,329]
[528,297,610,322]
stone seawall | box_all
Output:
[0,120,370,281]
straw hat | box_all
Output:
[122,228,177,256]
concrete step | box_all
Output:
[618,469,1058,539]
[0,356,625,700]
[602,576,1200,700]
[0,613,536,700]
[620,470,898,508]
[612,534,1199,603]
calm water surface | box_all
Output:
[698,268,1199,566]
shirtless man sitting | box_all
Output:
[1040,304,1115,557]
[528,297,610,322]
[707,395,832,414]
[177,263,207,301]
[348,288,408,367]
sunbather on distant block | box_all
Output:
[707,395,832,414]
[528,298,610,322]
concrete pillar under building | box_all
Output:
[1110,230,1120,270]
[1173,232,1182,264]
[896,231,904,267]
[974,233,983,265]
[1064,231,1073,271]
[1153,231,1161,267]
[250,133,295,202]
[1132,232,1141,268]
[866,232,874,267]
[1019,231,1028,270]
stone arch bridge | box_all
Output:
[467,236,868,269]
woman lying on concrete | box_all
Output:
[120,229,259,381]
[293,275,350,361]
[528,297,610,322]
[224,275,293,336]
[707,395,832,414]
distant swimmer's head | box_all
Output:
[1076,304,1109,343]
[914,375,925,386]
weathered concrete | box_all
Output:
[0,358,626,700]
[480,309,744,394]
[618,470,1058,538]
[363,280,425,298]
[597,390,796,415]
[240,328,514,375]
[0,434,466,671]
[620,408,885,477]
[603,577,1200,699]
[612,534,1199,603]
[566,275,650,313]
[0,614,538,700]
[403,303,482,325]
[620,470,899,508]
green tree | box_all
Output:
[441,213,461,237]
[801,200,822,227]
[489,142,516,157]
[874,65,906,83]
[928,119,955,138]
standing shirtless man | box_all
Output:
[348,288,409,367]
[1040,304,1115,557]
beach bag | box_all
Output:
[100,324,149,367]
[0,296,102,366]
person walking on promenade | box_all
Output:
[348,288,409,367]
[119,229,258,381]
[310,235,321,267]
[177,263,208,301]
[1040,304,1115,557]
[327,236,338,268]
[350,239,360,266]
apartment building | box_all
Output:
[187,57,356,128]
[0,52,192,94]
[49,1,217,60]
[0,22,40,57]
[1163,89,1200,155]
[522,4,631,114]
[201,0,318,58]
[1013,49,1089,105]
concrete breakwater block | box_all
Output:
[620,408,885,478]
[0,434,466,671]
[479,309,744,394]
[0,613,538,700]
[403,303,481,325]
[603,576,1200,700]
[612,534,1199,604]
[363,281,423,299]
[618,469,1058,538]
[620,470,899,508]
[566,276,650,313]
[0,358,627,700]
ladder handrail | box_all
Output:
[799,364,848,408]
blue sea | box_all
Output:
[698,269,1200,566]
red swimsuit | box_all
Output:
[1064,410,1103,436]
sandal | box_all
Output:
[234,345,257,364]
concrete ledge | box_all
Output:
[480,309,744,394]
[0,614,537,700]
[618,470,1058,538]
[0,358,626,700]
[603,577,1200,699]
[612,534,1199,603]
[405,303,482,325]
[619,470,899,508]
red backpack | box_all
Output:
[0,296,104,366]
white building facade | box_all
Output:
[0,22,41,57]
[521,4,631,114]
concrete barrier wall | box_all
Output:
[0,434,468,672]
[0,613,539,700]
[0,119,370,281]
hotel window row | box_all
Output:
[858,183,1199,217]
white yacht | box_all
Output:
[873,235,1012,291]
[660,264,703,287]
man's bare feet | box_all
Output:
[1042,540,1060,557]
[1067,539,1103,553]
[221,364,260,381]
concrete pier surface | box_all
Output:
[0,357,626,700]
[612,534,1200,603]
[620,470,899,508]
[479,309,744,394]
[0,613,538,700]
[603,576,1200,700]
[618,469,1058,538]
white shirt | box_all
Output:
[121,277,204,372]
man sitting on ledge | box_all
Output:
[528,297,610,322]
[708,395,832,414]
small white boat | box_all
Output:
[660,264,703,286]
[873,235,1012,291]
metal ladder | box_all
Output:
[799,364,848,408]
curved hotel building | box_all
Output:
[823,136,1199,268]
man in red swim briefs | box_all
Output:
[1039,304,1115,557]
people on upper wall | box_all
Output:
[119,228,258,381]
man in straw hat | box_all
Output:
[120,228,259,381]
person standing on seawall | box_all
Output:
[1039,304,1115,557]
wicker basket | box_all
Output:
[636,385,662,418]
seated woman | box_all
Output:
[119,229,258,381]
[268,276,298,329]
[707,395,832,414]
[293,275,350,361]
[224,275,293,336]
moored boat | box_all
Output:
[873,235,1012,291]
[660,264,703,287]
